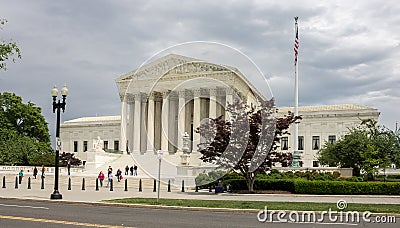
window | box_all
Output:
[312,136,320,150]
[281,137,288,150]
[313,161,319,167]
[328,135,336,144]
[73,141,78,152]
[114,140,119,151]
[298,136,304,150]
[83,141,88,152]
[104,141,109,150]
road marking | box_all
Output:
[0,215,135,227]
[0,203,49,210]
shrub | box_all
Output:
[223,179,295,192]
[294,180,400,195]
[223,179,400,195]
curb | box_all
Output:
[1,196,400,217]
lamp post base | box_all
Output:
[50,190,63,199]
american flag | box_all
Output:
[294,22,299,64]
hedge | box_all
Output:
[294,180,400,195]
[224,179,295,192]
[223,179,400,195]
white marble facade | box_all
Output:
[115,54,261,157]
[60,54,380,169]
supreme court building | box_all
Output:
[60,54,380,172]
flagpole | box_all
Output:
[292,17,300,167]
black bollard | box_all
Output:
[82,178,85,191]
[15,176,18,189]
[68,177,71,190]
[2,176,5,188]
[139,179,142,192]
[153,179,156,192]
[181,180,185,192]
[41,176,44,189]
[195,186,198,192]
[28,177,31,189]
[124,178,128,191]
[95,178,99,191]
[110,179,113,191]
[167,179,171,192]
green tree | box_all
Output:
[0,92,54,165]
[0,19,21,70]
[0,92,51,143]
[318,119,400,178]
[195,98,299,191]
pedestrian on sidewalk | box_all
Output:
[130,166,134,176]
[107,172,113,187]
[33,166,38,179]
[98,171,105,187]
[18,170,24,184]
[125,165,129,175]
[133,165,138,176]
[41,165,45,179]
[107,166,112,175]
[116,169,122,182]
[67,160,71,175]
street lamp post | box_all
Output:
[50,85,68,200]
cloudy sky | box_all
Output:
[1,0,399,141]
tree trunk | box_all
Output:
[245,175,255,192]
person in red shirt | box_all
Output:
[98,171,105,187]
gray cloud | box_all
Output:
[0,0,399,143]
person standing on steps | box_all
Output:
[130,166,134,176]
[133,165,138,176]
[125,165,129,175]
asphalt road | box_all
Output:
[0,199,397,228]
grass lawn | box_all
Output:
[105,198,400,214]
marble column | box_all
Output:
[161,91,169,153]
[120,98,128,154]
[209,88,218,118]
[140,95,148,153]
[133,93,141,154]
[146,93,155,153]
[177,91,186,152]
[154,94,162,152]
[225,88,233,121]
[128,100,135,153]
[192,89,201,148]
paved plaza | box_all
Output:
[1,172,400,206]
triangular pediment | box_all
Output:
[115,54,200,82]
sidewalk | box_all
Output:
[1,172,400,205]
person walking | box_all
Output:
[107,172,113,187]
[116,169,122,182]
[107,166,113,175]
[125,165,129,175]
[18,170,24,184]
[130,166,134,176]
[33,166,38,179]
[98,171,105,187]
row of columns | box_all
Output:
[119,88,236,154]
